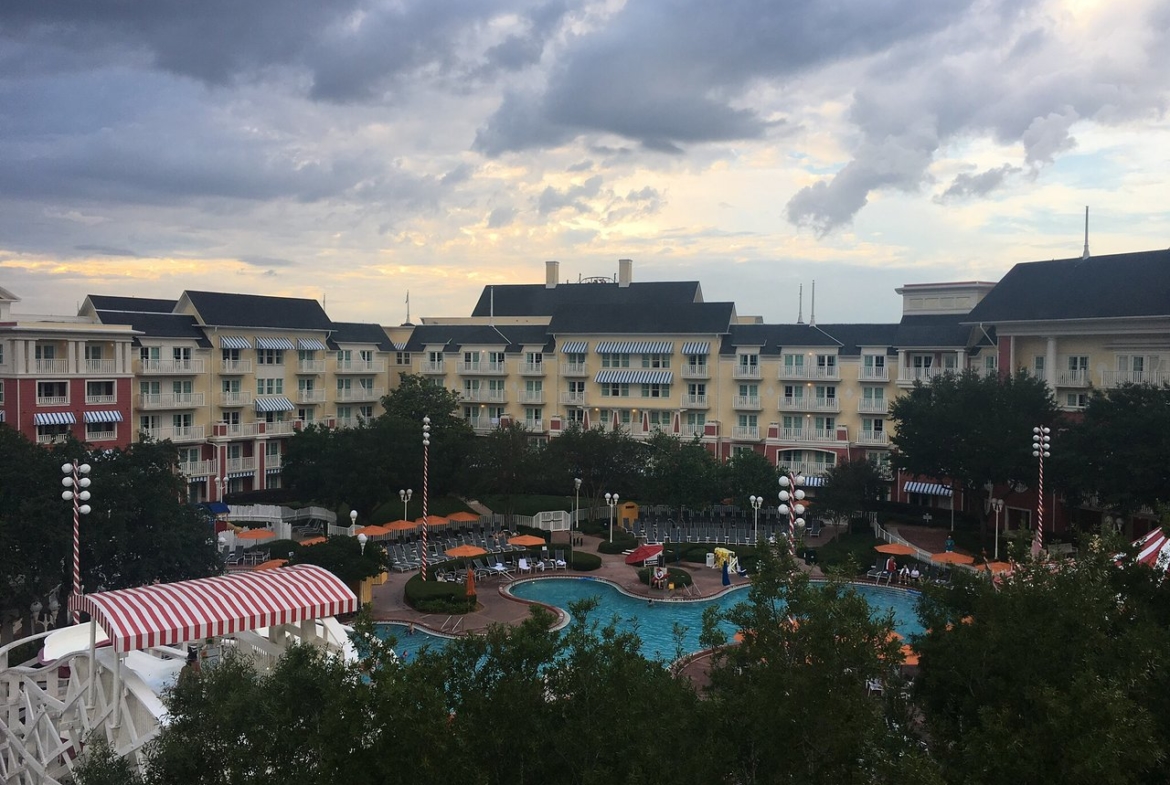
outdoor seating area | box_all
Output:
[629,505,832,547]
[225,546,274,568]
[387,531,567,578]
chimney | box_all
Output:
[618,258,633,288]
[545,260,559,289]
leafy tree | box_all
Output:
[1055,383,1170,515]
[73,738,144,785]
[543,423,641,520]
[642,431,721,515]
[889,369,1059,529]
[720,447,778,506]
[815,457,886,524]
[290,535,385,585]
[469,422,541,521]
[913,540,1170,785]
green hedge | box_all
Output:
[597,533,638,554]
[403,572,477,614]
[815,531,880,574]
[636,566,694,588]
[569,551,601,571]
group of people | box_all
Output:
[884,556,922,584]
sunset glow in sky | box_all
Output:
[2,0,1168,323]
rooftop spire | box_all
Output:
[1082,206,1090,260]
[796,284,804,325]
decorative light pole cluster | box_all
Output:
[574,477,582,532]
[422,416,431,581]
[61,461,93,623]
[778,472,806,555]
[399,488,412,523]
[1031,425,1051,559]
[349,509,358,533]
[748,494,763,546]
[605,492,619,543]
[990,497,1005,560]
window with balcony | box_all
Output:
[337,378,351,393]
[427,350,442,364]
[685,354,707,369]
[263,410,286,424]
[37,380,68,406]
[257,349,284,366]
[359,350,374,364]
[688,382,706,399]
[173,413,193,430]
[862,417,884,437]
[781,414,801,432]
[84,344,103,361]
[35,344,56,361]
[642,353,670,369]
[298,378,315,394]
[642,383,670,398]
[814,385,836,405]
[783,354,804,374]
[567,409,585,424]
[139,415,158,433]
[783,384,804,405]
[37,424,71,444]
[565,352,585,366]
[814,416,835,434]
[983,354,998,373]
[358,377,375,392]
[816,354,836,374]
[648,410,669,429]
[222,411,240,426]
[297,349,314,365]
[297,407,315,423]
[601,353,630,368]
[86,380,115,404]
[738,353,759,371]
[141,346,160,364]
[487,379,505,396]
[173,380,193,397]
[685,412,706,430]
[525,406,542,421]
[85,418,117,442]
[739,383,758,398]
[463,379,481,397]
[337,406,352,422]
[1033,355,1045,377]
[524,380,543,399]
[1066,392,1088,409]
[943,354,959,371]
[526,352,543,367]
[862,354,886,377]
[258,377,284,395]
[738,414,757,428]
[602,382,630,397]
[862,386,885,409]
[358,405,374,419]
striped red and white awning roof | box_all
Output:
[1134,528,1170,573]
[68,564,357,653]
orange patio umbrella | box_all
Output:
[875,543,917,556]
[253,558,288,571]
[509,534,546,547]
[983,561,1013,575]
[932,551,975,565]
[355,524,389,538]
[416,515,450,527]
[384,519,418,533]
[446,511,481,522]
[900,644,920,666]
[237,528,276,541]
[300,536,327,546]
[446,544,488,559]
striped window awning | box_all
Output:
[266,466,283,473]
[227,470,253,479]
[34,412,76,426]
[256,337,295,351]
[68,564,357,653]
[0,411,5,422]
[220,336,251,350]
[801,476,827,487]
[904,482,953,497]
[297,338,328,351]
[84,410,124,423]
[595,370,674,385]
[559,341,589,354]
[681,342,710,355]
[255,396,295,412]
[595,341,674,354]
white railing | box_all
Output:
[778,364,840,380]
[266,454,283,469]
[733,396,761,409]
[731,426,760,440]
[466,417,495,432]
[139,392,205,409]
[859,366,889,381]
[86,429,116,442]
[264,421,296,436]
[226,457,257,473]
[420,361,446,374]
[733,365,762,379]
[37,433,70,444]
[783,461,837,478]
[296,389,326,403]
[335,386,384,402]
[335,417,363,429]
[85,394,117,405]
[1056,369,1090,386]
[462,389,507,403]
[1101,370,1170,387]
[809,398,840,413]
[524,419,544,432]
[139,358,205,374]
[781,396,839,413]
[898,367,946,383]
[220,390,253,406]
[297,359,326,373]
[37,395,69,406]
[680,363,709,378]
[560,392,585,405]
[221,359,252,374]
[180,460,217,477]
[34,359,68,374]
[83,359,116,373]
[141,425,205,443]
[517,391,545,404]
[221,423,260,438]
[679,424,705,437]
[858,399,888,413]
[456,361,506,375]
[681,394,708,407]
[857,431,888,445]
[336,359,386,373]
[561,362,587,376]
[519,362,545,375]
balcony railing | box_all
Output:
[179,460,217,477]
[265,454,283,470]
[1056,369,1090,387]
[36,395,69,406]
[778,364,840,381]
[733,395,761,410]
[420,361,446,374]
[898,367,947,383]
[561,362,588,376]
[524,419,544,432]
[456,361,506,375]
[85,429,116,442]
[83,359,116,374]
[776,427,841,443]
[517,391,544,404]
[220,423,260,439]
[34,359,69,374]
[560,392,585,405]
[296,359,326,374]
[733,365,762,380]
[519,362,545,375]
[680,394,708,408]
[296,389,326,404]
[138,358,203,374]
[264,421,296,436]
[336,359,386,373]
[139,392,205,409]
[857,431,888,445]
[221,360,252,374]
[141,425,205,443]
[857,399,888,414]
[731,426,760,440]
[37,433,70,445]
[1101,370,1170,387]
[462,389,507,403]
[226,457,257,474]
[334,417,363,429]
[85,394,117,405]
[336,386,384,402]
[679,424,705,437]
[219,390,252,407]
[680,363,709,379]
[859,366,889,381]
[782,461,836,478]
[465,417,495,433]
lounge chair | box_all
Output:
[554,550,568,570]
[518,558,533,575]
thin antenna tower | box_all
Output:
[809,280,816,327]
[1082,206,1090,260]
[797,284,804,325]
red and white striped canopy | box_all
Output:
[1134,528,1170,573]
[68,564,357,653]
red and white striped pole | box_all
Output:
[421,416,431,582]
[61,460,93,623]
[778,472,806,557]
[1031,426,1051,559]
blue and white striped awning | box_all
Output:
[0,411,5,423]
[904,482,953,497]
[256,337,295,351]
[227,471,253,479]
[681,342,710,355]
[801,476,827,487]
[297,338,328,351]
[84,410,123,423]
[266,466,283,474]
[594,370,674,385]
[220,336,251,350]
[255,396,295,412]
[559,341,588,354]
[34,412,76,426]
[595,341,674,354]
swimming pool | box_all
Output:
[378,579,922,663]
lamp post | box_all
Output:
[605,492,619,544]
[574,477,582,532]
[61,461,92,623]
[749,494,763,546]
[349,509,358,535]
[357,532,368,556]
[1031,425,1051,559]
[990,498,1005,560]
[422,416,431,581]
[778,472,806,556]
[399,489,412,524]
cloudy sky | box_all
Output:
[2,0,1169,325]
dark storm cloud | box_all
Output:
[486,206,517,228]
[75,244,140,258]
[934,165,1021,204]
[537,175,602,215]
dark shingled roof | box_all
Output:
[894,315,989,349]
[471,281,702,317]
[547,302,734,335]
[87,295,177,314]
[94,311,212,348]
[720,324,841,355]
[815,324,901,357]
[401,324,555,354]
[182,290,332,330]
[328,322,395,352]
[965,248,1170,323]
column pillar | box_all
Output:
[1046,337,1058,387]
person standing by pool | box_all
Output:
[945,535,955,552]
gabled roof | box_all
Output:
[547,302,734,335]
[181,290,332,330]
[894,314,988,349]
[93,311,213,348]
[965,248,1170,323]
[815,324,901,356]
[720,323,841,355]
[471,281,702,317]
[400,324,555,354]
[85,295,177,314]
[328,322,395,352]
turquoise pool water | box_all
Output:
[378,579,922,663]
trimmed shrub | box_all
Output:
[569,551,602,571]
[597,533,638,554]
[636,566,693,588]
[403,572,477,614]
